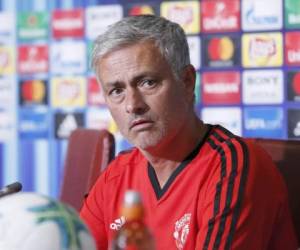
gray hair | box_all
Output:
[92,15,190,80]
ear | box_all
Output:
[181,64,196,102]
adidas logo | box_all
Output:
[57,114,78,138]
[110,216,125,230]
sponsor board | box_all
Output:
[54,112,84,139]
[203,34,240,68]
[52,8,84,38]
[50,40,86,75]
[19,109,49,139]
[187,36,200,70]
[287,71,300,102]
[242,0,282,31]
[86,108,113,130]
[202,71,240,105]
[285,0,300,29]
[201,0,240,33]
[20,79,47,106]
[243,107,284,138]
[201,107,242,135]
[242,33,283,67]
[242,70,283,104]
[0,108,15,141]
[85,5,123,40]
[0,108,15,129]
[285,32,300,66]
[17,11,48,40]
[124,2,159,16]
[0,77,16,108]
[0,46,15,75]
[161,1,200,34]
[18,44,48,75]
[87,77,106,106]
[51,76,86,108]
[0,12,15,45]
[287,109,300,139]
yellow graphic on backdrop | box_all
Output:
[0,47,15,75]
[51,76,86,108]
[242,33,283,67]
[161,1,200,34]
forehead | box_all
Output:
[97,41,171,82]
[104,40,163,61]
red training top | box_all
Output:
[80,125,297,250]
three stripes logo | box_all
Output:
[110,216,125,231]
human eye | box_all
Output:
[108,87,124,98]
[140,79,157,89]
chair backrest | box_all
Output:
[253,138,300,246]
[60,128,115,211]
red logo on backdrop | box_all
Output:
[287,71,300,101]
[292,72,300,95]
[18,45,48,74]
[20,79,47,105]
[87,77,106,106]
[52,9,84,38]
[201,0,240,32]
[208,36,234,61]
[128,5,155,16]
[202,71,240,105]
[285,32,300,66]
[203,34,241,68]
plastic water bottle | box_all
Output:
[110,190,155,250]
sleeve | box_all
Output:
[195,137,297,250]
[80,172,108,250]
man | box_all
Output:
[80,15,297,249]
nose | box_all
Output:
[125,88,148,115]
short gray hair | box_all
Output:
[92,15,190,80]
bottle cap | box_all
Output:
[124,190,141,206]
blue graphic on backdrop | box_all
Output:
[246,5,279,26]
[19,109,49,139]
[243,107,284,138]
[50,40,87,75]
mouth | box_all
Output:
[130,119,154,131]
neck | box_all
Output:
[140,116,207,188]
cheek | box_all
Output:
[154,96,185,124]
[164,88,188,112]
[108,106,126,127]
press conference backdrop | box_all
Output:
[0,0,300,197]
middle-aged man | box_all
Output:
[80,15,297,249]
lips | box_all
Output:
[129,119,153,130]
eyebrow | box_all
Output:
[104,71,157,89]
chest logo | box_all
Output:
[173,213,191,250]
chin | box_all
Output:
[132,139,160,151]
[129,134,163,151]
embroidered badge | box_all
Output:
[173,213,191,250]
